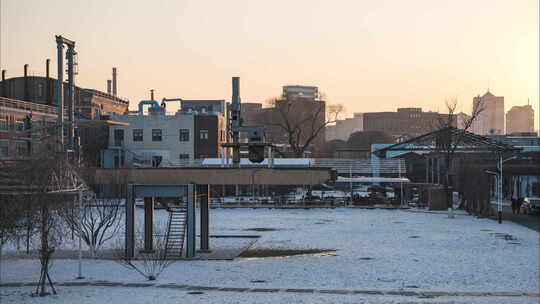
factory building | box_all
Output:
[105,102,226,168]
[0,65,129,119]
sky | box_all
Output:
[0,0,538,124]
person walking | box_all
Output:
[516,197,524,215]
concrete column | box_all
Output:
[143,197,154,252]
[185,184,196,258]
[430,158,434,184]
[425,157,429,183]
[125,184,135,258]
[198,184,210,252]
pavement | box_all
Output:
[1,281,538,298]
[490,205,540,232]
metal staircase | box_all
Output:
[164,206,187,259]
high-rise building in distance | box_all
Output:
[506,104,534,135]
[471,91,504,135]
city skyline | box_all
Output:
[0,0,538,118]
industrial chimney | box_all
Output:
[107,80,112,94]
[112,67,117,96]
[46,59,51,104]
[24,64,29,101]
[1,70,6,98]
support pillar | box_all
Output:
[185,184,196,258]
[125,184,135,258]
[198,184,210,252]
[143,197,154,252]
[425,157,429,183]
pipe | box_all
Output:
[112,67,117,96]
[24,64,29,101]
[1,70,5,97]
[67,45,75,149]
[46,59,51,104]
[150,89,154,101]
[138,100,160,115]
[107,80,112,94]
[56,37,64,148]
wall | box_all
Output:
[108,113,195,163]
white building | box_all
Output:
[107,108,225,167]
[471,91,505,135]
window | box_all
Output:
[133,129,143,142]
[0,117,7,131]
[113,129,124,146]
[179,154,190,159]
[152,129,162,141]
[31,142,40,154]
[37,83,44,98]
[200,129,209,140]
[179,129,190,141]
[15,141,28,156]
[0,141,8,157]
[15,119,24,132]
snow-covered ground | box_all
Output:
[1,208,539,303]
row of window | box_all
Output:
[113,128,209,145]
[0,117,25,132]
[0,140,36,157]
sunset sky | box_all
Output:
[1,0,538,122]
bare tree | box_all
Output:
[60,198,123,258]
[434,98,485,217]
[262,96,343,157]
[9,150,72,296]
[114,223,174,281]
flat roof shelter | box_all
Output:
[85,166,333,259]
[373,127,520,158]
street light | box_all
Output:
[497,155,517,224]
[251,169,263,206]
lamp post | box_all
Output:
[251,169,262,206]
[498,155,517,224]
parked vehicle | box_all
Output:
[521,197,540,214]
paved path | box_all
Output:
[2,281,538,298]
[489,205,540,232]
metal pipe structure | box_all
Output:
[107,80,112,94]
[66,44,76,150]
[55,35,76,151]
[56,39,65,148]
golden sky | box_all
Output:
[1,0,538,123]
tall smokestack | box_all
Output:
[107,80,112,94]
[1,70,6,97]
[232,77,240,105]
[150,89,154,101]
[112,67,117,96]
[46,59,51,104]
[24,64,29,101]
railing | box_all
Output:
[0,97,57,115]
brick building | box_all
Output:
[0,75,129,119]
[363,108,451,140]
[0,98,57,159]
[506,104,534,135]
